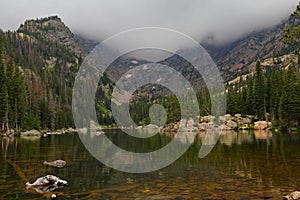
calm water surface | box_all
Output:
[0,130,300,199]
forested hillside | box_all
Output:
[0,16,113,134]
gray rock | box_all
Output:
[26,175,67,187]
[21,130,42,137]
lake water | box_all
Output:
[0,130,300,199]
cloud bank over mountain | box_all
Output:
[0,0,298,46]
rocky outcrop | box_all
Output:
[46,127,77,135]
[283,191,300,200]
[162,114,272,133]
[18,16,84,57]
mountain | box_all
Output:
[72,15,299,86]
[203,16,300,80]
[0,16,114,132]
[1,9,299,133]
[18,16,85,57]
[75,34,99,54]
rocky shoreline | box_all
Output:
[19,127,78,138]
[161,114,272,133]
[0,114,274,138]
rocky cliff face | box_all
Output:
[18,16,84,57]
[204,17,300,81]
[75,34,99,54]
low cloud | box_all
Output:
[0,0,299,46]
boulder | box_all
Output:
[218,124,231,131]
[234,114,242,118]
[145,124,160,129]
[26,175,67,188]
[198,122,214,131]
[238,117,251,125]
[226,120,238,129]
[47,131,62,135]
[186,118,195,128]
[225,114,233,121]
[283,191,300,200]
[220,114,233,123]
[239,124,249,130]
[201,115,215,123]
[21,130,42,137]
[254,121,272,130]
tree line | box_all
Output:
[227,60,300,129]
[0,29,77,134]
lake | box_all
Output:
[0,130,300,199]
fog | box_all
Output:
[0,0,299,47]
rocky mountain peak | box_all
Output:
[18,16,84,57]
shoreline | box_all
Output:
[1,113,299,138]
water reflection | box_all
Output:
[0,131,300,199]
[254,130,273,140]
[217,130,273,146]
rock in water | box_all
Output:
[283,191,300,200]
[43,160,66,168]
[21,130,42,137]
[26,175,68,188]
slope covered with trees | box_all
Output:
[0,17,113,134]
[226,60,300,129]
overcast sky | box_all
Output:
[0,0,299,45]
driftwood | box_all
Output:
[6,159,29,183]
[6,160,66,199]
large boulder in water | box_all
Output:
[26,175,67,188]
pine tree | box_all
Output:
[245,76,254,115]
[0,33,10,133]
[284,66,300,127]
[14,66,27,129]
[253,61,265,120]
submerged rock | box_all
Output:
[50,194,57,199]
[43,160,67,168]
[283,191,300,200]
